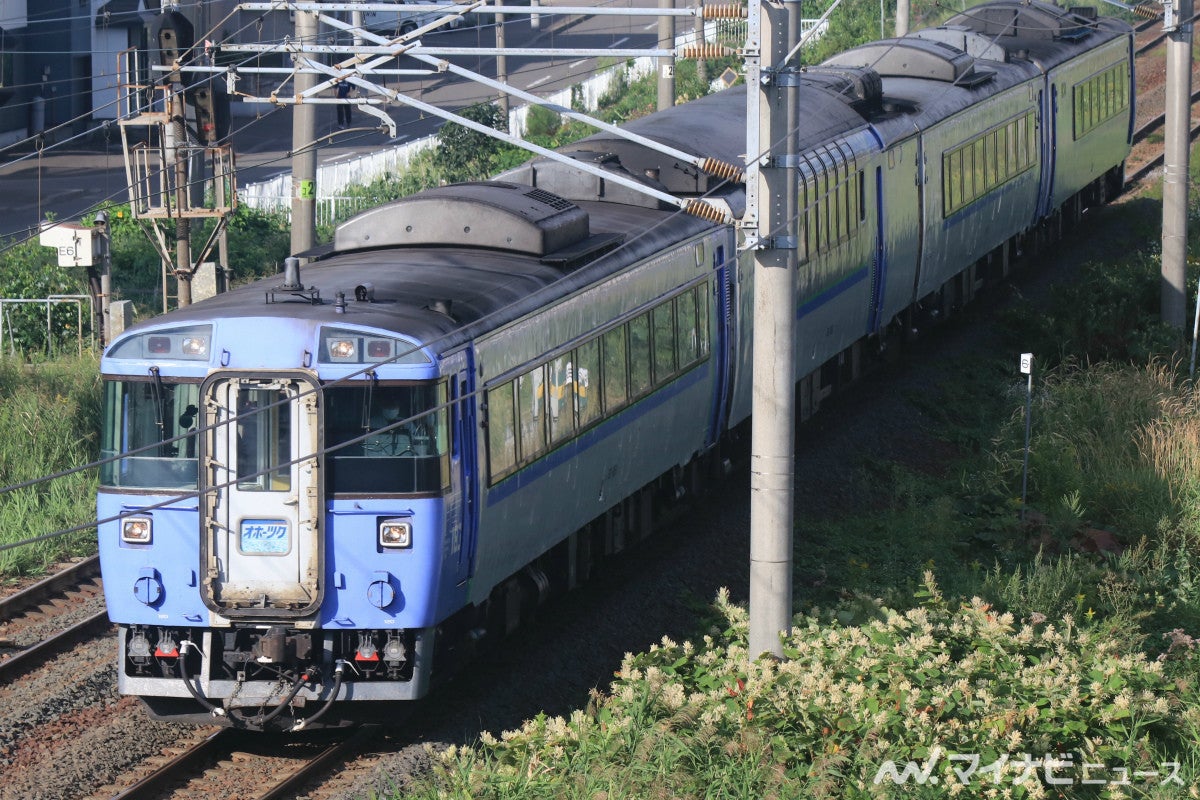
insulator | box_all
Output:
[685,199,731,224]
[679,43,735,59]
[1132,3,1161,18]
[703,3,748,19]
[701,157,745,183]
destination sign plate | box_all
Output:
[240,519,290,554]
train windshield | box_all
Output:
[100,379,201,490]
[324,382,450,495]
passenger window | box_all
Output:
[677,291,699,367]
[805,177,820,255]
[652,303,676,384]
[629,314,652,397]
[695,287,710,358]
[516,366,546,463]
[487,383,516,479]
[547,356,574,445]
[602,327,628,412]
[574,339,601,428]
[972,140,985,199]
[835,174,848,242]
[856,171,866,223]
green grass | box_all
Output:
[0,355,101,579]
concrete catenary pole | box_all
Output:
[291,7,319,256]
[747,0,797,659]
[352,0,365,47]
[895,0,910,37]
[658,0,675,111]
[496,0,510,127]
[1162,0,1192,330]
[170,88,194,307]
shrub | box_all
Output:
[417,579,1199,799]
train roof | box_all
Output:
[824,0,1131,145]
[115,188,715,356]
[503,81,874,213]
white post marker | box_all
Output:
[1020,353,1033,523]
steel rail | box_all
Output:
[107,725,378,800]
[108,729,233,800]
[0,609,111,682]
[257,725,383,800]
[1126,117,1200,186]
[0,554,100,619]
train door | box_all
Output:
[198,373,323,618]
[867,165,885,333]
[1037,86,1055,219]
[708,241,733,445]
[450,361,478,585]
[912,137,928,301]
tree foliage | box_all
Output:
[0,203,290,355]
[433,102,515,183]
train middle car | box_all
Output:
[97,1,1133,730]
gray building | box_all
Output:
[0,1,294,146]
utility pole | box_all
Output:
[496,0,510,127]
[896,0,910,36]
[1162,0,1192,331]
[94,211,112,345]
[292,8,319,256]
[168,87,195,306]
[746,0,797,658]
[658,0,676,111]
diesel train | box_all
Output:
[97,0,1134,730]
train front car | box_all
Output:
[98,260,465,730]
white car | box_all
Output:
[361,1,466,35]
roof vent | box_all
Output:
[912,25,1009,62]
[333,181,590,256]
[823,38,995,87]
[944,0,1094,40]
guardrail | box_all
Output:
[0,295,95,358]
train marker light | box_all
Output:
[147,336,171,354]
[379,519,412,548]
[121,517,152,544]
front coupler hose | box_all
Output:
[178,639,227,719]
[247,667,314,728]
[290,660,348,732]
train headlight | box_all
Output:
[105,325,213,362]
[181,336,209,357]
[319,327,431,364]
[378,518,412,549]
[121,516,152,544]
[328,338,357,360]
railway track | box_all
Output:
[101,724,384,800]
[0,555,110,682]
[1121,13,1200,189]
